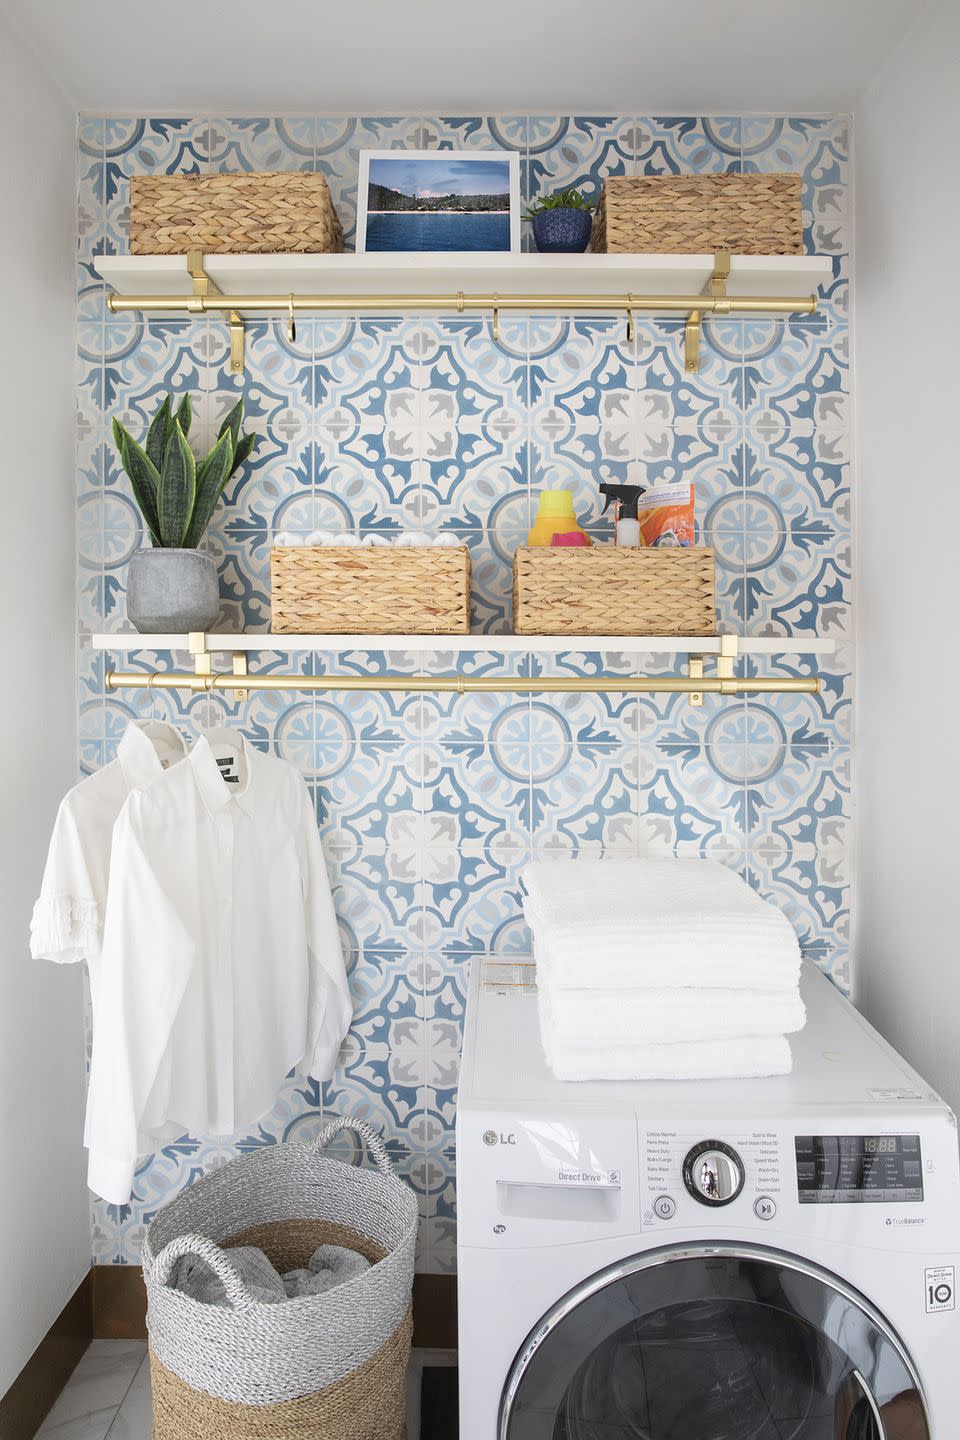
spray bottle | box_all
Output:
[599,483,648,547]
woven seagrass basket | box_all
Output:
[271,545,471,634]
[513,546,716,636]
[591,173,803,255]
[130,172,345,255]
[142,1119,417,1440]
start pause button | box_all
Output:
[925,1266,955,1313]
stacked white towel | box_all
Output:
[273,530,463,548]
[522,857,805,1081]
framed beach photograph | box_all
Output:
[356,149,521,254]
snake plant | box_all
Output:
[112,395,258,548]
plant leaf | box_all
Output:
[158,420,196,547]
[218,398,244,447]
[174,393,192,437]
[227,430,258,479]
[145,395,172,471]
[119,433,163,545]
[111,416,129,454]
[183,429,233,547]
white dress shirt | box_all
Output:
[86,729,352,1205]
[30,720,187,965]
[30,721,188,1149]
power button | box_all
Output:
[654,1195,677,1220]
[754,1195,777,1220]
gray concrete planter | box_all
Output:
[127,548,221,634]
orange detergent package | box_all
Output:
[637,482,695,547]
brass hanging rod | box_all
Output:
[107,291,816,318]
[106,671,819,696]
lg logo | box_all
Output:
[483,1130,517,1147]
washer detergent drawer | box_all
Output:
[497,1179,621,1224]
[457,1110,640,1247]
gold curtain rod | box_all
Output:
[106,671,819,696]
[107,291,817,318]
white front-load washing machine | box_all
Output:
[457,959,960,1438]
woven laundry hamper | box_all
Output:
[142,1119,417,1440]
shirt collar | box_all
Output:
[190,730,258,817]
[118,721,187,790]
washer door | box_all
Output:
[500,1245,930,1440]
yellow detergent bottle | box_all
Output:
[527,489,591,546]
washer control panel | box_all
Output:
[682,1140,745,1207]
[642,1129,782,1225]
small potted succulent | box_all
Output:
[112,395,258,633]
[524,188,595,253]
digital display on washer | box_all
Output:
[795,1134,923,1203]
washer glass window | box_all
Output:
[500,1248,929,1440]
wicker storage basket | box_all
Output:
[513,546,716,636]
[142,1119,417,1440]
[270,545,471,634]
[130,172,345,255]
[591,173,803,255]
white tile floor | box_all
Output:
[36,1339,456,1439]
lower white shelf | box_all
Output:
[91,632,836,657]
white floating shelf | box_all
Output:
[95,251,833,305]
[92,632,836,657]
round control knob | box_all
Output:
[682,1140,745,1207]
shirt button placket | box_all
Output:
[217,811,236,1132]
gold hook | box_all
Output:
[492,294,500,344]
[626,309,635,344]
[286,294,296,344]
[146,669,160,722]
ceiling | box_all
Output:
[5,0,919,114]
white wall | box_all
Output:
[0,17,89,1395]
[855,0,960,1109]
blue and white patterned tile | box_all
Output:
[636,116,741,174]
[418,844,529,954]
[206,117,317,173]
[431,116,528,156]
[527,116,635,206]
[530,318,637,509]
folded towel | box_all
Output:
[523,857,794,935]
[540,1029,793,1081]
[528,922,801,993]
[538,980,805,1049]
[274,531,306,548]
[172,1245,287,1306]
[522,858,800,992]
[282,1244,371,1298]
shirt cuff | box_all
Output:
[30,894,101,964]
[87,1148,137,1206]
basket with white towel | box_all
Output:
[522,857,805,1082]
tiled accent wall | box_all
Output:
[77,115,852,1269]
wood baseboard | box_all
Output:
[0,1273,92,1440]
[91,1264,458,1349]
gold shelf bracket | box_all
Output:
[685,250,733,375]
[188,631,212,677]
[688,656,704,707]
[187,250,245,374]
[232,652,249,701]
